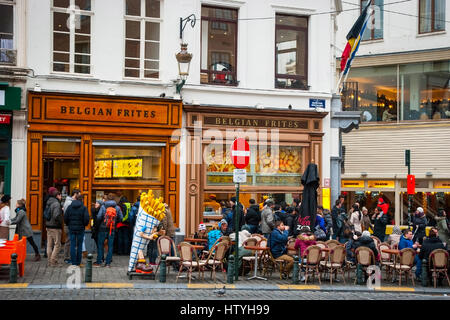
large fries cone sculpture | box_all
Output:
[128,190,166,272]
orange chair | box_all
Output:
[0,235,26,277]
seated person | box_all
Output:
[294,226,317,258]
[398,228,422,280]
[193,223,208,239]
[269,221,294,279]
[207,223,222,251]
[354,231,379,262]
[229,226,253,272]
[219,218,231,237]
[346,231,361,264]
[419,227,447,263]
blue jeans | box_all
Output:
[97,230,115,265]
[414,255,422,278]
[117,227,130,255]
[69,231,85,266]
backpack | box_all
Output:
[121,202,131,223]
[104,206,117,235]
[43,204,52,221]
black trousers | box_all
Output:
[27,236,40,255]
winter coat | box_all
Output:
[323,212,333,236]
[160,207,176,238]
[90,206,101,241]
[355,235,378,259]
[412,215,427,244]
[64,200,89,233]
[228,203,245,232]
[261,207,275,234]
[269,228,289,259]
[435,216,450,244]
[10,207,33,238]
[45,196,63,229]
[331,206,342,236]
[350,210,362,233]
[285,214,297,237]
[377,200,389,218]
[361,214,372,232]
[245,205,261,226]
[373,213,389,241]
[419,236,446,261]
[208,229,222,250]
[274,210,288,224]
[398,235,414,250]
[63,196,74,212]
[97,200,123,233]
[315,215,326,234]
[0,205,11,227]
[129,201,139,229]
[294,234,317,257]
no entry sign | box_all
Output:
[230,138,250,169]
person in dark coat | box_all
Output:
[285,207,297,237]
[90,200,103,254]
[298,163,320,228]
[64,195,90,266]
[331,200,343,241]
[412,207,427,245]
[372,207,389,242]
[419,228,447,262]
[354,230,379,262]
[229,196,245,232]
[245,199,261,234]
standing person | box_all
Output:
[285,207,297,237]
[331,199,343,241]
[349,203,362,233]
[372,207,389,242]
[160,203,176,240]
[90,200,103,254]
[10,199,40,261]
[361,207,372,232]
[64,195,89,266]
[45,187,64,267]
[0,194,11,239]
[245,199,261,234]
[116,196,131,255]
[62,189,80,264]
[229,196,245,233]
[269,221,293,279]
[261,199,275,239]
[412,207,427,245]
[94,193,123,267]
[314,206,327,241]
[322,208,333,240]
[435,210,450,245]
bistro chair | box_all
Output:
[429,249,450,288]
[241,237,259,276]
[200,241,229,281]
[262,249,287,280]
[154,236,180,277]
[394,248,416,286]
[325,240,341,250]
[176,242,206,284]
[251,234,264,243]
[286,238,297,257]
[378,242,395,281]
[316,242,330,279]
[354,247,375,284]
[324,245,347,285]
[371,236,381,249]
[300,245,322,284]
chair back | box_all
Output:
[355,247,374,266]
[392,243,399,250]
[258,238,268,257]
[430,249,449,269]
[157,236,174,256]
[378,242,391,262]
[287,238,296,256]
[251,234,263,242]
[212,242,228,261]
[325,240,341,250]
[220,236,231,247]
[315,242,329,260]
[330,245,346,265]
[243,237,258,248]
[371,236,381,248]
[179,242,194,263]
[305,245,322,265]
[399,248,416,267]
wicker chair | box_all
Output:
[241,237,259,276]
[371,236,381,249]
[429,249,450,288]
[394,248,416,286]
[378,242,394,281]
[200,241,229,281]
[300,245,322,284]
[176,242,206,284]
[324,245,347,284]
[286,238,297,257]
[325,239,341,250]
[316,242,330,278]
[262,249,288,279]
[251,234,264,243]
[154,236,181,276]
[354,247,375,284]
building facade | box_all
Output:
[336,0,450,225]
[3,0,340,242]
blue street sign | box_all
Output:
[309,99,326,109]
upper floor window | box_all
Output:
[52,0,92,74]
[275,14,308,90]
[361,0,383,41]
[200,6,238,86]
[419,0,446,34]
[0,0,15,64]
[124,0,161,79]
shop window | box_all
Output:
[0,1,14,64]
[52,0,92,74]
[124,0,161,79]
[275,14,308,90]
[200,6,238,86]
[205,144,302,187]
[419,0,445,34]
[361,0,383,41]
[93,146,162,183]
[92,188,163,204]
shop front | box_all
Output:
[184,105,327,234]
[26,91,182,235]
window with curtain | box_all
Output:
[361,0,383,41]
[275,14,308,90]
[0,0,14,64]
[124,0,161,79]
[52,0,92,74]
[419,0,446,34]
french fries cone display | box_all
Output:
[128,190,166,272]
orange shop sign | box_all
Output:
[367,180,395,189]
[341,180,364,188]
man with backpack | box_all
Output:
[44,187,64,267]
[94,193,123,267]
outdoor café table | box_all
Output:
[183,238,208,244]
[244,245,270,281]
[381,248,400,271]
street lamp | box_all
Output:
[175,14,196,95]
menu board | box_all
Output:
[113,159,143,178]
[94,160,112,178]
[256,147,301,174]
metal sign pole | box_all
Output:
[234,182,240,281]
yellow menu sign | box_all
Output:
[341,180,364,188]
[368,180,395,188]
[113,159,143,178]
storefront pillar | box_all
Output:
[395,179,401,226]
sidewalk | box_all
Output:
[1,254,449,295]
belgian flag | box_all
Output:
[340,0,372,75]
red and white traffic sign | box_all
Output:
[230,138,250,169]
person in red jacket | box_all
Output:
[377,197,389,217]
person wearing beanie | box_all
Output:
[219,219,230,236]
[412,207,427,245]
[194,223,208,239]
[372,206,389,242]
[44,188,64,267]
[0,194,12,239]
[388,225,402,247]
[355,230,378,261]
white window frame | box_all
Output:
[124,0,162,79]
[0,0,16,65]
[51,0,93,75]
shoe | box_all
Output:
[93,263,102,268]
[33,254,41,262]
[299,275,306,282]
[105,264,111,268]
